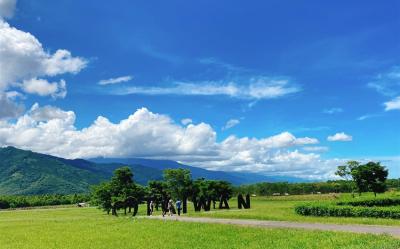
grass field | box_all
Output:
[1,207,400,249]
[181,192,400,226]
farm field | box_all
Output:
[1,207,400,249]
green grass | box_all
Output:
[0,207,399,249]
[183,192,400,226]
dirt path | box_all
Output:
[145,216,400,238]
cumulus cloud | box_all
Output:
[327,132,353,142]
[323,107,343,114]
[21,78,67,98]
[0,0,16,19]
[0,106,337,179]
[113,77,300,100]
[222,119,240,130]
[98,75,133,85]
[28,103,73,121]
[181,118,192,125]
[384,96,400,111]
[0,19,86,94]
[0,92,23,119]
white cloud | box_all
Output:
[0,19,87,95]
[28,103,74,121]
[323,107,343,114]
[0,106,337,179]
[327,132,353,142]
[21,78,67,98]
[302,146,329,152]
[113,77,300,100]
[0,92,23,119]
[181,118,192,125]
[357,114,381,121]
[98,75,133,85]
[368,66,400,97]
[0,0,16,19]
[223,119,240,130]
[384,96,400,111]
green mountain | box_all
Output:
[0,147,162,195]
[0,146,306,195]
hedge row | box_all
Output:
[336,198,400,207]
[295,204,400,219]
[0,194,90,209]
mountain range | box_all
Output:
[0,146,305,195]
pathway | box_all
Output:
[145,216,400,238]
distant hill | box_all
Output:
[90,158,306,185]
[0,146,307,195]
[0,147,162,195]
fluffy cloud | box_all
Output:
[0,106,337,179]
[0,0,16,19]
[327,132,353,142]
[384,96,400,111]
[113,77,300,100]
[223,119,240,130]
[181,118,192,125]
[98,75,133,85]
[0,92,23,119]
[0,19,86,94]
[21,78,67,98]
[28,103,74,121]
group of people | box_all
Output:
[149,199,182,217]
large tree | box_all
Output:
[336,161,388,196]
[91,167,144,215]
[352,162,388,197]
[163,168,193,213]
[147,180,168,210]
[110,167,134,198]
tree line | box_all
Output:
[0,194,89,209]
[235,161,395,197]
[90,167,234,215]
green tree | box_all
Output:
[91,167,144,215]
[335,161,360,197]
[163,168,193,213]
[91,182,112,214]
[352,162,388,197]
[147,180,168,210]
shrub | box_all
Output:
[295,203,400,219]
[337,198,400,207]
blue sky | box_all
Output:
[0,0,399,179]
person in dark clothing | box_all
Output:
[176,199,182,216]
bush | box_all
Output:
[337,198,400,207]
[295,203,400,219]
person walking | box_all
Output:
[149,200,154,216]
[176,199,182,216]
[168,199,174,216]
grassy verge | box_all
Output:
[0,207,399,249]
